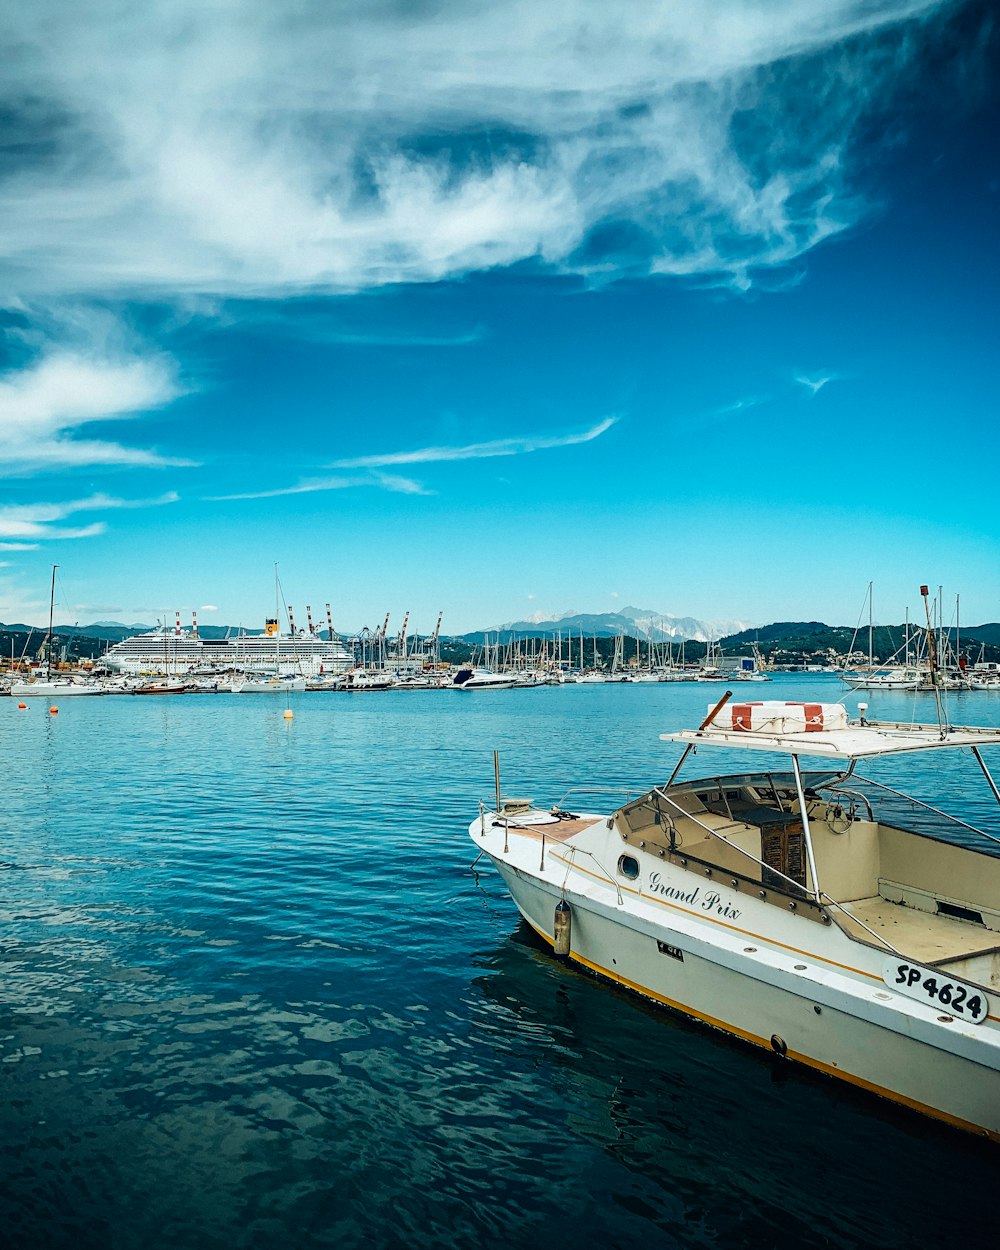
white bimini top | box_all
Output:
[660,700,1000,760]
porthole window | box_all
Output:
[618,854,640,880]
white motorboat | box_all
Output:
[347,670,397,691]
[842,666,924,691]
[234,674,307,693]
[471,696,1000,1139]
[451,666,519,690]
[10,677,105,697]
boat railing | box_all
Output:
[648,787,908,946]
[848,774,1000,849]
[813,784,874,822]
[649,786,815,901]
[558,844,624,904]
[554,785,645,809]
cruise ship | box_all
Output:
[102,619,353,677]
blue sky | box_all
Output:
[1,0,998,636]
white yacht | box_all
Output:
[471,696,1000,1139]
[10,675,105,697]
[103,620,352,678]
[451,666,519,690]
[231,674,307,694]
[842,666,925,691]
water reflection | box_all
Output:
[470,924,996,1248]
[1,677,997,1249]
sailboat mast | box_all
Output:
[46,564,57,680]
[274,563,281,672]
[920,584,947,733]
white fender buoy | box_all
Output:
[553,899,572,958]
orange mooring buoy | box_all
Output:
[49,706,58,715]
[17,702,27,709]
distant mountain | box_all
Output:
[54,621,155,643]
[722,621,833,646]
[472,605,757,643]
[955,624,1000,646]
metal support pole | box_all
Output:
[791,753,822,902]
[972,746,1000,810]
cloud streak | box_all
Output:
[0,492,179,541]
[0,348,193,472]
[329,415,619,469]
[795,373,838,395]
[210,415,617,500]
[209,473,433,502]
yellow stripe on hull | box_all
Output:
[523,915,1000,1143]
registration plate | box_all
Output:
[882,957,989,1024]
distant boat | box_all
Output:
[103,621,351,678]
[346,670,397,691]
[842,666,923,691]
[451,666,519,690]
[10,564,106,697]
[234,675,307,694]
[10,676,105,697]
[132,680,190,695]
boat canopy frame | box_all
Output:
[658,710,1000,914]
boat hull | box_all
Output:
[10,681,104,697]
[485,850,1000,1140]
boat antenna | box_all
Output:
[920,584,948,736]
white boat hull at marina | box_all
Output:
[484,848,1000,1136]
[233,675,307,693]
[451,666,519,690]
[471,700,1000,1140]
[10,679,105,697]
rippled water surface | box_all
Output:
[2,676,998,1249]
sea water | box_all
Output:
[1,675,997,1249]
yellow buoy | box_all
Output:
[283,708,294,720]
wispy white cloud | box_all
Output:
[794,372,838,395]
[209,472,432,502]
[712,395,769,419]
[209,416,615,500]
[0,347,193,472]
[329,415,618,469]
[0,1,957,304]
[0,491,179,540]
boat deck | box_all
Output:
[834,896,1000,964]
[504,816,597,844]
